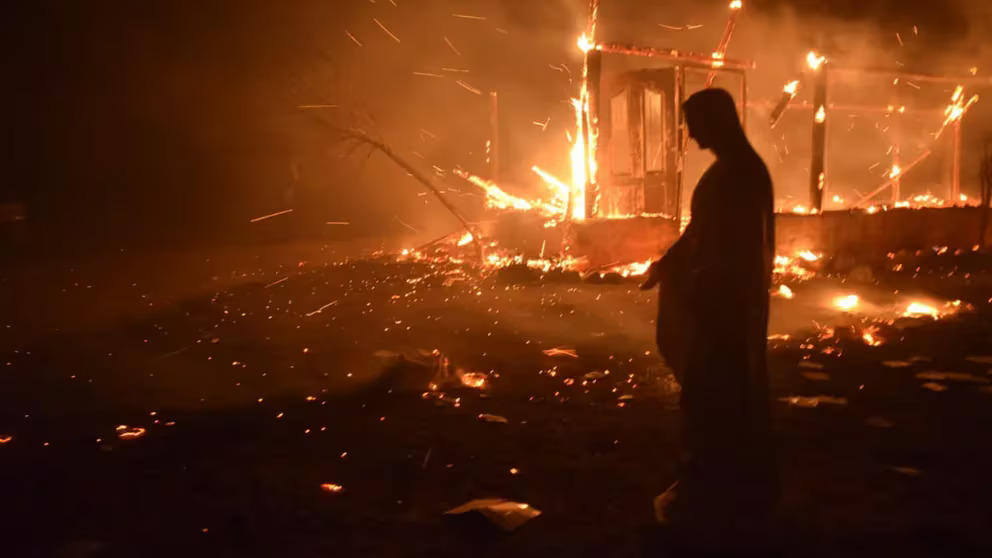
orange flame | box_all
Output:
[806,51,827,71]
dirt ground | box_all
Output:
[2,244,992,557]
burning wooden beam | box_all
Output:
[706,0,744,86]
[769,81,799,128]
[829,67,992,86]
[596,43,755,70]
[808,61,828,213]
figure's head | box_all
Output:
[682,88,747,154]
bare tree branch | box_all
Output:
[311,117,484,266]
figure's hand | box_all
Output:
[640,260,664,290]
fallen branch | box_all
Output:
[313,120,484,266]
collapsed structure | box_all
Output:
[443,1,992,274]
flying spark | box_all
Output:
[250,209,293,223]
[345,31,363,46]
[372,18,401,43]
[455,80,482,95]
[305,301,339,317]
[443,36,461,56]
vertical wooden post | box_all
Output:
[809,66,828,213]
[952,120,962,203]
[739,70,748,131]
[586,50,602,218]
[488,92,500,185]
[674,65,686,222]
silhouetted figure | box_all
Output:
[642,88,777,549]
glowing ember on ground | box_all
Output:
[0,435,12,444]
[543,348,579,358]
[459,372,488,389]
[609,260,652,277]
[320,483,344,493]
[833,295,859,311]
[116,425,146,440]
[777,285,795,299]
[456,232,475,247]
[904,302,940,318]
[774,252,818,280]
[862,326,883,346]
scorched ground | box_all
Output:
[1,244,992,556]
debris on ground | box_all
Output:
[916,371,990,383]
[798,361,825,370]
[778,395,849,408]
[478,413,509,424]
[965,355,992,365]
[921,382,949,392]
[444,499,542,532]
[866,416,895,428]
[882,360,913,368]
[802,371,831,381]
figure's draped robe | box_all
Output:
[656,146,777,521]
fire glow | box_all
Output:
[806,50,827,72]
[904,302,940,318]
[833,294,859,312]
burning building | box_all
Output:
[404,1,992,275]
